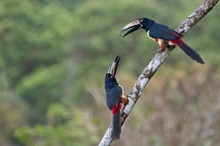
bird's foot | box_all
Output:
[156,49,163,53]
[120,95,129,105]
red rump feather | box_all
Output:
[169,32,184,46]
[111,103,122,115]
[170,38,184,46]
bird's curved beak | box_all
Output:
[107,56,120,77]
[120,20,143,37]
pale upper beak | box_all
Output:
[120,20,143,37]
[107,56,120,77]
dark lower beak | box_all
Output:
[107,56,120,76]
[120,20,142,37]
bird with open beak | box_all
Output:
[104,56,129,139]
[120,18,205,64]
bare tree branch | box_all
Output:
[98,0,219,145]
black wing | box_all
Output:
[106,86,122,110]
[149,23,180,40]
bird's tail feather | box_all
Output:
[112,113,121,139]
[178,42,205,64]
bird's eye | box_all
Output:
[140,19,143,22]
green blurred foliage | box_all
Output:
[15,104,98,146]
[0,0,219,145]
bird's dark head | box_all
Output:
[105,56,120,89]
[120,18,155,37]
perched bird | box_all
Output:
[104,56,129,139]
[120,18,205,64]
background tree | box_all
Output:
[0,0,219,146]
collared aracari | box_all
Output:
[104,56,129,139]
[120,18,205,64]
